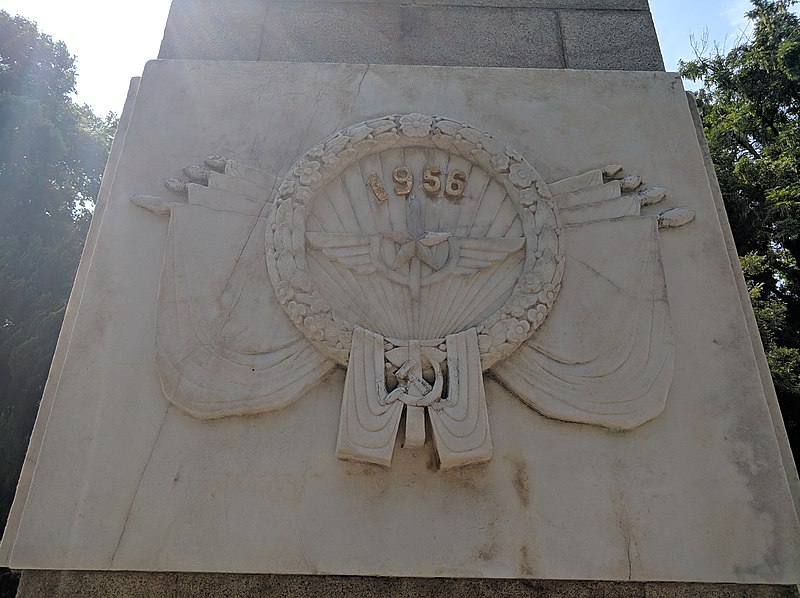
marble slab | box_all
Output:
[1,61,798,583]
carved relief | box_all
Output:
[132,114,694,468]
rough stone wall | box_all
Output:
[16,571,800,598]
[158,0,664,70]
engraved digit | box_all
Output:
[445,169,466,200]
[367,172,389,202]
[393,166,413,197]
[422,165,441,197]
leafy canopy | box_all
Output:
[680,0,800,454]
[0,10,116,571]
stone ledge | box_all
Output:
[16,571,800,598]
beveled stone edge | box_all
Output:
[0,77,144,567]
[686,91,800,519]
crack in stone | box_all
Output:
[570,255,640,300]
[624,520,633,581]
[110,408,170,566]
[355,64,370,100]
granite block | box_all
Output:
[259,4,564,67]
[158,0,664,70]
[560,9,665,70]
[16,571,800,598]
[159,0,267,61]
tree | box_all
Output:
[0,12,116,596]
[680,0,800,458]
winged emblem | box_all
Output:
[131,114,694,469]
[306,192,526,300]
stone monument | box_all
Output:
[2,1,799,596]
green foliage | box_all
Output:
[742,252,800,396]
[0,12,116,592]
[680,0,800,455]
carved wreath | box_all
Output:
[265,113,565,369]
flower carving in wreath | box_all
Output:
[506,319,531,344]
[295,186,313,202]
[278,179,295,198]
[275,281,294,303]
[399,113,433,138]
[321,152,340,168]
[507,298,527,319]
[287,300,307,322]
[303,316,326,342]
[527,304,548,326]
[509,163,537,188]
[293,160,322,186]
[491,153,511,172]
[309,291,329,314]
[519,188,537,206]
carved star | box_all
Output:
[383,231,452,272]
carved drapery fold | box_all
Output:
[335,327,405,466]
[430,328,492,469]
[336,326,493,467]
[155,198,335,419]
[492,217,674,430]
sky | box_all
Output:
[0,0,797,116]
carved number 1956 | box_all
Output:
[368,166,466,203]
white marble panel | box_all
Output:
[0,61,797,584]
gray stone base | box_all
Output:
[16,571,800,598]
